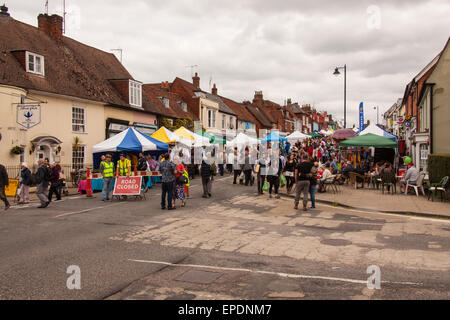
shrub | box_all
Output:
[428,154,450,184]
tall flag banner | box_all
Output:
[358,102,364,132]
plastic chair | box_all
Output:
[428,176,449,202]
[405,173,425,197]
[380,172,396,195]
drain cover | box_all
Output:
[320,239,352,246]
[175,269,223,284]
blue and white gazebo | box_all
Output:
[92,127,168,153]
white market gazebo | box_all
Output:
[286,131,309,142]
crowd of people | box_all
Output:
[1,134,420,211]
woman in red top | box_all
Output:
[173,163,186,208]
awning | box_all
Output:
[339,133,398,148]
[92,127,168,153]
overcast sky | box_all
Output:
[9,0,450,127]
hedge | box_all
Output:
[428,154,450,184]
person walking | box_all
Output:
[101,154,114,201]
[173,163,186,208]
[232,148,242,184]
[48,163,62,202]
[267,151,282,199]
[256,153,269,195]
[242,148,253,186]
[137,152,148,190]
[201,156,212,198]
[309,161,319,209]
[0,163,10,210]
[18,162,32,204]
[294,154,313,211]
[35,159,51,208]
[160,153,176,210]
[283,154,296,194]
[183,166,190,199]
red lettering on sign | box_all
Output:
[113,176,142,195]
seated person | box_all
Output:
[400,162,419,193]
[341,161,355,178]
[318,165,333,192]
[381,162,394,174]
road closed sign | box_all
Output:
[113,176,142,196]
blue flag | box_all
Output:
[359,102,364,132]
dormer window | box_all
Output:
[129,80,142,107]
[177,101,187,112]
[26,52,44,76]
[159,97,169,108]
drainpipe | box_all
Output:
[429,83,435,154]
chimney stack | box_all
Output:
[192,72,200,89]
[253,91,263,108]
[38,14,63,40]
[212,83,217,95]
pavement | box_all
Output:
[282,183,450,219]
[1,174,449,300]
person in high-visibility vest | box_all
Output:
[116,154,131,177]
[183,168,190,198]
[101,154,114,201]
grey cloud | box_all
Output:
[7,0,449,128]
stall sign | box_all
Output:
[113,176,142,195]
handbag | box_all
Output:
[280,174,287,187]
[176,175,188,185]
[262,181,269,192]
[254,164,260,173]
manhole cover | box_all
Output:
[175,269,223,284]
[320,239,352,246]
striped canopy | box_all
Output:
[92,127,168,153]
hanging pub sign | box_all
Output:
[17,104,41,129]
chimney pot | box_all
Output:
[212,83,217,95]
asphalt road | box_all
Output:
[1,174,449,300]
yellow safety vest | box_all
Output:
[103,161,114,178]
[117,159,131,176]
[183,170,190,187]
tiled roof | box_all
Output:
[142,83,198,120]
[173,77,236,116]
[0,14,159,113]
[220,96,257,123]
[246,105,272,128]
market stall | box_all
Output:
[358,123,397,141]
[286,131,309,142]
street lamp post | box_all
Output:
[333,64,347,128]
[374,106,379,124]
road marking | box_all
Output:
[54,202,123,218]
[128,259,422,286]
